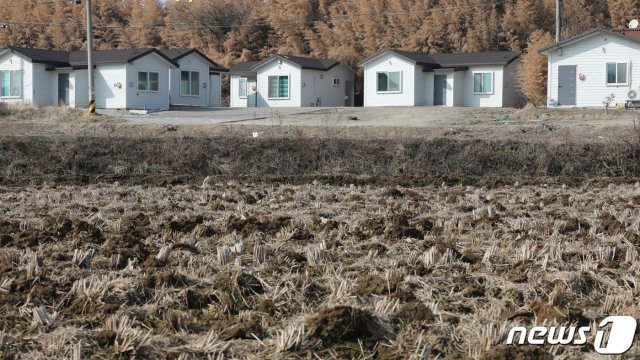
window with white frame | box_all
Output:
[473,72,493,94]
[239,78,248,98]
[1,70,21,97]
[181,71,200,96]
[333,78,340,86]
[377,71,401,92]
[607,62,628,85]
[268,75,289,99]
[138,71,159,92]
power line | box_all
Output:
[0,0,505,29]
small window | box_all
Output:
[377,71,401,93]
[1,70,20,97]
[268,75,289,99]
[180,71,200,96]
[239,78,247,98]
[333,78,340,86]
[607,62,628,85]
[138,72,159,92]
[473,72,493,94]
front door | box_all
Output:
[434,75,447,106]
[58,73,70,106]
[248,79,257,107]
[558,65,576,106]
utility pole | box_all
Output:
[556,0,562,43]
[86,0,95,115]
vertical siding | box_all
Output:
[126,54,171,110]
[169,53,210,107]
[256,60,301,107]
[453,71,465,106]
[424,72,434,106]
[300,70,316,107]
[300,65,355,107]
[209,74,221,107]
[547,33,640,107]
[230,75,244,107]
[230,75,257,107]
[502,59,524,108]
[414,67,427,106]
[74,70,89,108]
[462,65,504,107]
[31,63,55,107]
[363,53,416,107]
[95,64,127,109]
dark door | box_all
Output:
[434,75,447,106]
[58,73,70,106]
[558,66,576,106]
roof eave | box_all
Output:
[357,49,418,67]
[210,66,229,73]
[300,63,338,71]
[128,49,180,68]
[176,48,227,69]
[538,27,640,54]
[229,71,257,76]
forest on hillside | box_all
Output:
[0,0,638,104]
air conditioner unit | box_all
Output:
[628,90,638,100]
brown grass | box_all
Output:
[0,181,639,358]
[0,122,639,186]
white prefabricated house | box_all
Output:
[159,48,227,108]
[540,27,640,108]
[0,46,227,110]
[357,49,523,108]
[229,54,355,108]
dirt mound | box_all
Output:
[599,213,624,235]
[356,216,386,238]
[356,274,402,296]
[168,215,203,233]
[214,271,265,299]
[529,301,566,323]
[307,306,392,345]
[219,317,263,340]
[226,215,291,236]
[394,301,435,323]
[382,188,405,198]
[102,234,150,269]
[154,271,191,288]
[0,234,13,246]
[357,275,390,296]
[185,288,215,309]
[384,214,423,240]
[121,212,151,230]
[560,217,590,234]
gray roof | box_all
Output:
[1,47,180,67]
[70,48,178,67]
[229,61,260,75]
[275,55,340,71]
[539,27,640,54]
[1,47,70,66]
[230,55,341,74]
[159,48,228,72]
[358,49,520,69]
